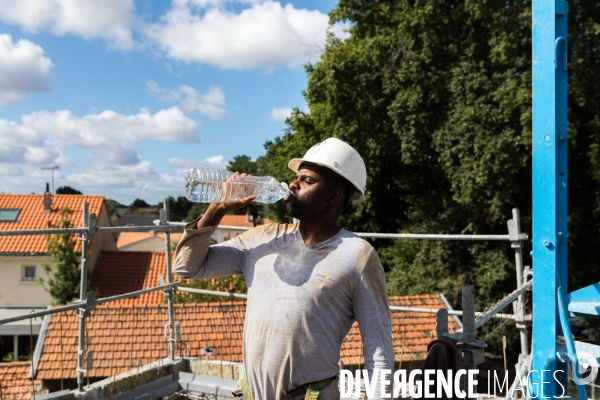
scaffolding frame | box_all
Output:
[0,201,532,395]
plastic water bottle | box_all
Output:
[185,168,290,204]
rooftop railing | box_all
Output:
[0,201,531,396]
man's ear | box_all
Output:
[328,186,344,205]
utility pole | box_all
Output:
[41,166,59,193]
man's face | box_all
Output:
[284,165,332,220]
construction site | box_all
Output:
[1,1,599,399]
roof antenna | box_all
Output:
[41,166,59,194]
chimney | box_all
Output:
[43,183,51,212]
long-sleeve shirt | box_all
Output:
[173,221,394,400]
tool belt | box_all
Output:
[234,376,336,400]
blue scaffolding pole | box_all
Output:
[531,0,569,398]
[531,1,597,399]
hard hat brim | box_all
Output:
[288,158,365,203]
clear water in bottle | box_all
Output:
[185,168,289,204]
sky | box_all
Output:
[0,0,346,205]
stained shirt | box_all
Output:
[173,221,394,400]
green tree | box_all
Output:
[131,198,151,208]
[56,186,82,195]
[157,196,208,223]
[227,154,258,174]
[105,199,123,217]
[39,207,81,305]
[227,155,265,219]
[185,202,208,221]
[173,276,247,303]
[254,0,600,356]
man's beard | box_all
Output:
[284,199,301,219]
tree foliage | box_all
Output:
[56,186,82,195]
[227,154,266,218]
[173,276,247,303]
[254,0,600,333]
[105,199,123,217]
[131,198,151,208]
[39,207,81,305]
[157,196,207,222]
[227,154,258,175]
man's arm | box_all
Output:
[353,248,395,399]
[173,185,255,279]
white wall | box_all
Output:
[88,203,116,273]
[0,255,53,307]
[120,237,171,252]
[212,228,246,243]
[0,202,116,307]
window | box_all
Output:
[0,209,20,221]
[22,266,36,282]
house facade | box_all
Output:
[0,191,116,307]
[0,190,116,363]
[212,214,272,243]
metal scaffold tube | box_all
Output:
[0,282,180,325]
[0,225,181,236]
[0,197,535,397]
[509,208,530,357]
[76,202,89,392]
[162,200,177,361]
[472,280,532,330]
[161,220,528,241]
[177,286,249,300]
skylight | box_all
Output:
[0,209,20,222]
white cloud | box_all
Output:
[180,85,226,119]
[185,0,266,8]
[62,154,228,204]
[0,118,62,165]
[0,106,198,172]
[143,1,330,69]
[270,107,292,121]
[0,34,53,105]
[331,21,351,41]
[200,155,226,168]
[146,81,180,102]
[168,154,227,169]
[0,0,135,50]
[0,106,204,203]
[0,164,23,177]
[147,81,226,120]
[168,156,194,169]
[22,107,199,147]
[67,161,159,191]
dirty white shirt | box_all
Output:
[174,221,394,400]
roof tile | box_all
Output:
[220,215,272,227]
[36,295,458,380]
[92,251,177,306]
[0,194,106,254]
[0,362,38,399]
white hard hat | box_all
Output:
[288,137,367,203]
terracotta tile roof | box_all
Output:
[35,303,245,380]
[340,295,460,367]
[116,231,183,248]
[0,361,34,399]
[220,215,272,228]
[0,194,106,254]
[92,251,177,306]
[35,295,459,380]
